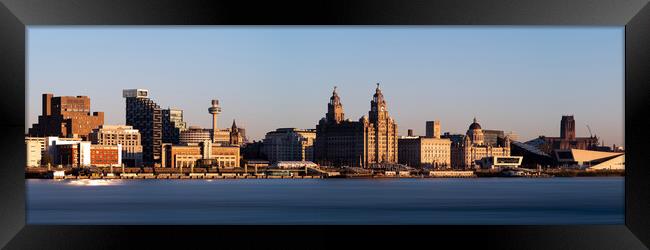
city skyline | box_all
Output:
[27,27,624,145]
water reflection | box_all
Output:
[66,179,122,186]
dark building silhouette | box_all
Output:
[123,89,162,166]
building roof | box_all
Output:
[469,117,481,130]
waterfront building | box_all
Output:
[161,141,240,168]
[451,118,511,169]
[314,84,398,168]
[25,137,46,167]
[510,141,555,168]
[89,145,122,167]
[123,89,162,166]
[162,108,187,144]
[28,93,104,140]
[241,140,267,165]
[26,139,42,167]
[398,121,451,168]
[90,125,143,167]
[529,115,599,154]
[477,156,523,169]
[49,138,121,167]
[262,128,316,162]
[554,148,624,170]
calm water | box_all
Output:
[26,177,624,224]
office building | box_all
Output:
[123,89,162,166]
[398,122,452,168]
[162,108,187,144]
[90,125,143,167]
[28,93,104,140]
[263,128,316,162]
[314,84,398,168]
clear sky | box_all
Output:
[27,27,624,146]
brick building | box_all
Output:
[28,93,104,140]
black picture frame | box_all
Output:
[0,0,648,249]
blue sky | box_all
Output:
[27,27,624,145]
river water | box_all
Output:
[26,177,623,224]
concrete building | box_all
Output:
[262,128,316,162]
[90,125,143,167]
[123,89,162,166]
[451,118,511,169]
[28,93,104,140]
[314,84,399,168]
[179,126,212,144]
[398,121,451,168]
[25,137,46,167]
[161,141,240,168]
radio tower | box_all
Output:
[208,99,222,143]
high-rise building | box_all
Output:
[90,125,143,167]
[123,89,162,166]
[314,84,398,168]
[28,93,104,140]
[263,128,316,162]
[162,108,187,144]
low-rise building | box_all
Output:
[161,141,240,168]
[554,149,624,170]
[398,121,452,168]
[477,156,523,169]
